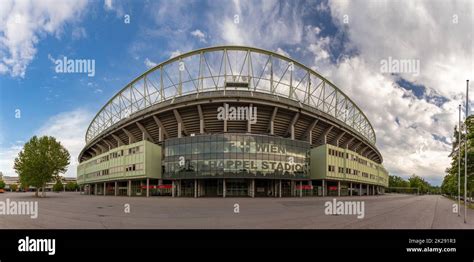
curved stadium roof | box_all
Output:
[85,46,376,148]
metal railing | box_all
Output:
[85,46,376,145]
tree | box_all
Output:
[66,182,79,191]
[13,136,70,197]
[442,119,474,196]
[0,180,5,190]
[408,174,430,194]
[20,182,29,192]
[389,175,410,188]
[53,180,64,192]
[10,184,18,192]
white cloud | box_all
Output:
[0,0,88,77]
[144,58,157,68]
[71,26,87,40]
[325,56,452,183]
[103,0,125,17]
[190,29,206,43]
[36,108,93,178]
[275,47,290,57]
[0,108,93,178]
[169,50,181,59]
[104,0,113,10]
[320,0,474,184]
[328,0,473,100]
[0,143,23,177]
[212,0,304,47]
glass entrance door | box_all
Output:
[226,179,249,197]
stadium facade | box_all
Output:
[77,46,388,198]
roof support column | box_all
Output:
[123,128,136,145]
[287,112,299,140]
[305,119,318,144]
[136,122,154,143]
[320,126,333,145]
[342,137,355,149]
[334,132,346,147]
[112,134,124,146]
[153,115,168,142]
[173,109,187,138]
[268,107,278,135]
[247,104,253,133]
[197,105,205,134]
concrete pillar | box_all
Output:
[299,181,303,197]
[367,184,370,196]
[94,184,98,195]
[104,182,106,196]
[114,181,118,196]
[373,185,376,195]
[279,180,282,198]
[359,184,362,196]
[291,180,295,197]
[350,182,353,196]
[146,178,150,197]
[322,180,326,197]
[177,180,181,197]
[338,181,341,197]
[251,179,255,198]
[223,179,226,198]
[128,180,131,197]
[194,179,197,198]
[177,123,182,138]
[309,180,313,196]
[172,180,176,197]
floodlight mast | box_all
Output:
[458,104,461,217]
[465,79,469,224]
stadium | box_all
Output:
[77,46,388,198]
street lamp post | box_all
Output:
[458,104,461,217]
[465,79,469,224]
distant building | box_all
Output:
[0,175,76,192]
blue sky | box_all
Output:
[0,0,472,186]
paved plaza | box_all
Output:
[0,192,473,229]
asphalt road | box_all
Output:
[0,192,472,229]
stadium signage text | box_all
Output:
[217,103,257,124]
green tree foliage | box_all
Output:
[408,174,431,194]
[66,182,79,191]
[442,119,474,196]
[389,174,439,194]
[13,136,70,197]
[9,184,18,192]
[0,180,5,190]
[53,180,64,192]
[389,175,410,188]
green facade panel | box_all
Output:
[77,140,162,185]
[309,144,388,187]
